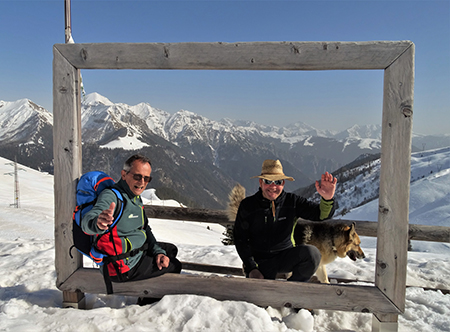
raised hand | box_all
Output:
[315,172,337,200]
[97,202,116,231]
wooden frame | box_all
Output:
[53,41,414,331]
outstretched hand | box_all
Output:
[97,202,116,231]
[315,172,337,200]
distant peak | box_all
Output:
[83,92,114,106]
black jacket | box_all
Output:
[233,189,335,273]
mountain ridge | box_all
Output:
[1,93,449,208]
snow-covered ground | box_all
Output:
[0,155,449,332]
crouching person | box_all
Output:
[81,154,182,302]
[233,159,336,282]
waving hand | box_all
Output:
[315,172,337,200]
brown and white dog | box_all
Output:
[292,220,365,283]
[228,184,365,283]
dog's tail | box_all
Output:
[227,183,246,221]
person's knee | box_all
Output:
[171,258,182,274]
[288,246,321,282]
[308,245,321,268]
[294,244,321,265]
[158,242,178,257]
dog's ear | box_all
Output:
[344,222,354,239]
[343,223,356,242]
[342,224,352,243]
[350,222,356,236]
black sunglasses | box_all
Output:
[130,172,152,183]
[262,179,284,185]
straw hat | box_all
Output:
[251,159,294,182]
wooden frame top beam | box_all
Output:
[54,41,413,70]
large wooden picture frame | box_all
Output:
[53,41,414,332]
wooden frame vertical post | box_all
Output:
[53,47,84,307]
[374,44,414,329]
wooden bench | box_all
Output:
[60,266,400,315]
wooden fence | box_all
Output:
[144,205,450,243]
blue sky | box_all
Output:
[1,0,449,135]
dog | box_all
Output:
[292,220,365,283]
[227,183,365,283]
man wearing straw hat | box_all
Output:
[233,159,337,281]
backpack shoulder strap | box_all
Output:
[142,206,149,230]
[110,188,124,228]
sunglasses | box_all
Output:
[130,172,152,183]
[262,179,284,185]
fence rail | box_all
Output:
[144,205,450,243]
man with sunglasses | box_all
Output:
[233,159,337,282]
[81,154,181,302]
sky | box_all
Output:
[0,151,449,331]
[0,0,449,135]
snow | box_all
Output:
[102,134,148,151]
[0,155,449,332]
[83,92,114,106]
[342,147,450,228]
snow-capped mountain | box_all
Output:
[81,92,172,145]
[0,98,52,142]
[77,93,389,193]
[0,99,53,173]
[298,146,450,220]
[333,124,381,140]
[339,146,450,249]
[1,93,449,209]
[79,92,382,151]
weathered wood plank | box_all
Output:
[376,43,415,313]
[182,262,450,294]
[182,262,243,276]
[62,290,86,309]
[144,205,230,224]
[407,223,450,243]
[53,41,413,71]
[58,268,400,314]
[53,46,83,287]
[372,314,398,332]
[143,206,450,243]
[181,262,450,294]
[300,218,450,243]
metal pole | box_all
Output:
[4,157,25,208]
[13,157,20,208]
[64,0,72,43]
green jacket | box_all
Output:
[81,178,165,276]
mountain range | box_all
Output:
[1,93,449,209]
